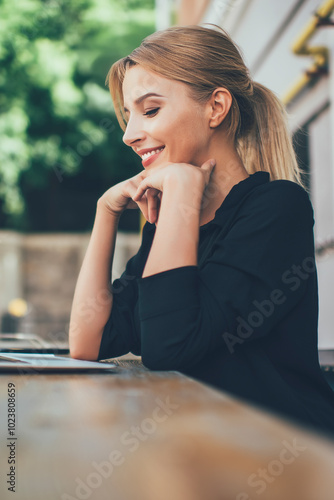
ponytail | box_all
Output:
[236,82,306,189]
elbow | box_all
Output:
[69,345,99,362]
[68,323,103,361]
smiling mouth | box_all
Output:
[141,146,165,161]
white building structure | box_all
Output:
[156,0,334,348]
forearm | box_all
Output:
[142,176,201,278]
[69,202,120,360]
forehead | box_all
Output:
[122,65,184,105]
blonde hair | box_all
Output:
[107,24,305,188]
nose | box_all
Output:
[122,115,145,147]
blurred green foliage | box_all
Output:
[0,0,155,231]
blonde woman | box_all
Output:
[69,25,334,438]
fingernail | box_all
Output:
[210,160,216,167]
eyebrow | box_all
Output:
[123,92,165,113]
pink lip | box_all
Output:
[141,147,165,167]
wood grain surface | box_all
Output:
[0,360,333,500]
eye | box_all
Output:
[144,108,159,117]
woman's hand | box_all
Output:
[97,170,161,224]
[132,158,216,223]
[98,157,215,225]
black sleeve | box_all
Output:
[136,182,316,371]
[97,222,153,360]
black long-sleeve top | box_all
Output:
[97,171,334,438]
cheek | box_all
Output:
[151,112,205,158]
[166,117,198,147]
[175,124,205,154]
[178,113,205,142]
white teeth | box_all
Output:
[141,147,164,160]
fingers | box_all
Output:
[123,181,149,221]
[199,159,216,191]
[200,158,216,172]
[133,179,150,201]
[124,176,162,224]
[132,187,160,224]
[126,199,141,210]
[146,188,161,224]
[132,179,162,223]
[145,187,160,199]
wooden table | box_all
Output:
[1,359,334,500]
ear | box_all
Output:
[208,88,232,129]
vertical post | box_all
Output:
[329,31,334,226]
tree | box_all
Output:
[0,0,155,231]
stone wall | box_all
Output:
[0,230,141,341]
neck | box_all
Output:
[198,141,249,226]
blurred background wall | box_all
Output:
[0,0,333,349]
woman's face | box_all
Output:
[122,65,210,170]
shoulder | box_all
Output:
[217,178,316,254]
[244,178,314,223]
[263,178,310,202]
[249,177,311,205]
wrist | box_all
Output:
[159,175,201,229]
[96,199,122,221]
[163,173,203,210]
